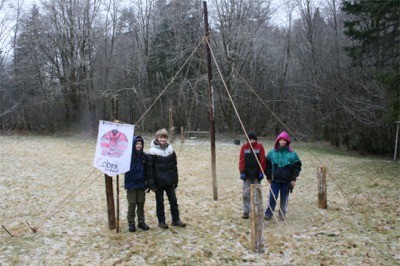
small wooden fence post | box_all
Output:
[317,166,328,209]
[250,184,265,253]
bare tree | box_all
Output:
[210,0,275,133]
[0,0,26,130]
[37,0,102,130]
[111,0,156,129]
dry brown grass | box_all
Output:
[0,135,399,265]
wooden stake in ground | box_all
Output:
[317,166,328,209]
[250,184,265,253]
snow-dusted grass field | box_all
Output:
[1,134,399,265]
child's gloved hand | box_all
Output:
[240,173,246,180]
[288,182,294,193]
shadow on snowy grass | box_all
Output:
[0,135,399,265]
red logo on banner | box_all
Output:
[100,129,129,158]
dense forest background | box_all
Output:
[0,0,398,155]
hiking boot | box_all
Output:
[171,220,187,227]
[128,224,136,232]
[264,215,272,220]
[138,222,150,230]
[158,222,169,229]
[242,212,249,219]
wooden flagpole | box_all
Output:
[203,1,218,201]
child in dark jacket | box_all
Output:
[124,135,150,232]
[146,128,186,229]
[239,131,266,219]
[264,131,302,221]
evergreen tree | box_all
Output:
[147,0,205,129]
[342,0,400,122]
[13,5,57,131]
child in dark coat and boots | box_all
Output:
[239,131,266,219]
[146,128,186,229]
[264,131,302,221]
[124,136,150,232]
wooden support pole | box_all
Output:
[113,97,120,232]
[317,166,327,209]
[104,97,119,231]
[203,1,218,201]
[105,174,116,229]
[250,184,265,253]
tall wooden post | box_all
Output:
[250,184,265,253]
[317,166,327,209]
[203,1,218,200]
[104,97,119,231]
[114,97,120,232]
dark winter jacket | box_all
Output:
[146,139,178,189]
[265,131,302,183]
[239,141,266,179]
[124,136,147,190]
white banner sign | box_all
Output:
[93,120,135,176]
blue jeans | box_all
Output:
[155,185,180,223]
[265,182,290,218]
